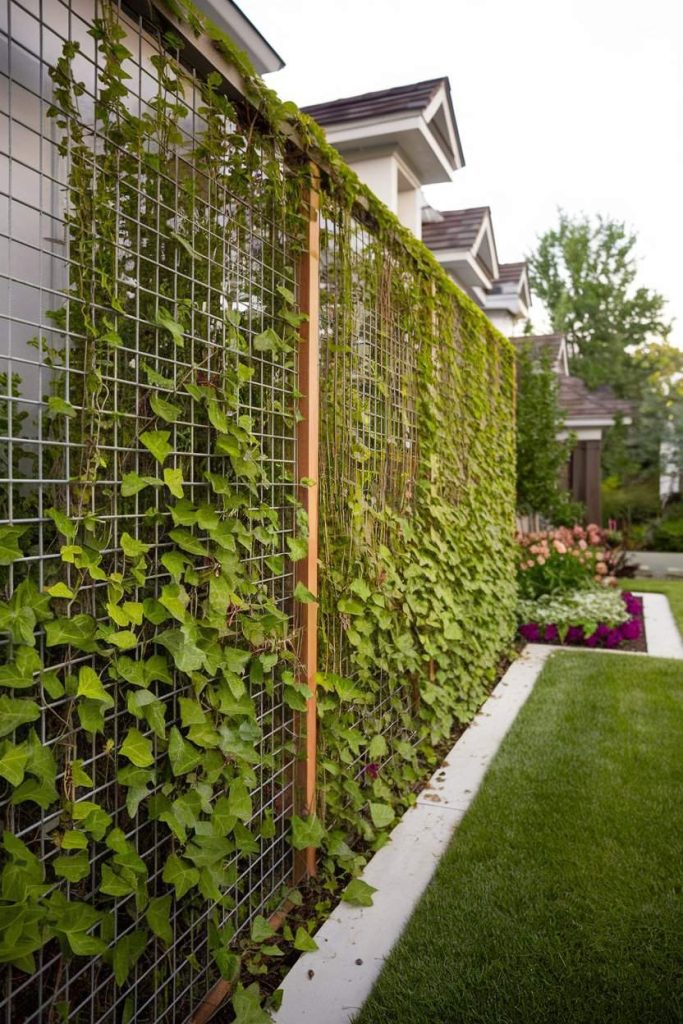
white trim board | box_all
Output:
[272,644,555,1024]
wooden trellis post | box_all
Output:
[294,163,321,880]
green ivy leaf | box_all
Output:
[150,393,182,422]
[0,740,29,786]
[0,697,41,738]
[146,893,173,945]
[252,328,280,353]
[163,467,185,498]
[154,307,184,347]
[289,815,325,851]
[46,507,77,540]
[250,915,275,943]
[232,983,273,1024]
[162,853,199,899]
[167,727,202,776]
[120,532,151,559]
[286,537,308,562]
[119,728,154,768]
[228,777,252,822]
[45,614,97,652]
[53,851,90,883]
[341,878,377,907]
[45,582,74,600]
[120,472,160,497]
[113,929,147,987]
[46,395,76,419]
[293,926,318,952]
[293,582,317,604]
[100,863,136,897]
[0,525,28,565]
[140,430,173,465]
[76,666,114,708]
[369,802,395,829]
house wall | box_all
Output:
[347,153,398,213]
[397,186,422,239]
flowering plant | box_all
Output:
[517,523,621,600]
[518,590,643,648]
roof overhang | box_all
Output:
[429,210,499,290]
[484,264,531,318]
[563,415,633,431]
[321,81,464,185]
[189,0,284,74]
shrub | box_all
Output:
[517,524,619,599]
[652,517,683,552]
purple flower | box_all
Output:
[544,624,559,643]
[585,632,599,647]
[364,762,379,780]
[596,623,611,639]
[519,623,541,642]
[620,619,641,640]
[566,625,584,643]
[606,628,622,648]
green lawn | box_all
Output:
[355,652,683,1024]
[623,577,683,634]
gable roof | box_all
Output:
[513,333,566,368]
[301,77,464,182]
[559,376,634,423]
[491,262,527,289]
[303,78,445,127]
[421,207,489,252]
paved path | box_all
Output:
[627,551,683,578]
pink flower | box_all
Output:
[553,540,567,554]
[596,562,607,575]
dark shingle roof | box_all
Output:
[302,78,445,127]
[421,207,489,252]
[492,262,526,288]
[513,333,564,365]
[559,376,633,420]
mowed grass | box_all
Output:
[623,577,683,634]
[355,652,683,1024]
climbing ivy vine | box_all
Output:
[0,1,516,1019]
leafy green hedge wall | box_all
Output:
[0,0,516,1019]
[316,197,517,871]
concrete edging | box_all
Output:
[272,644,555,1024]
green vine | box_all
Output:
[0,2,516,1018]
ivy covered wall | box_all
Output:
[0,0,516,1020]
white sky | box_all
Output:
[239,0,683,345]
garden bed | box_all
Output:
[519,591,646,652]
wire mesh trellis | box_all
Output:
[0,1,307,1020]
[317,189,421,775]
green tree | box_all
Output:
[529,211,671,398]
[516,343,579,521]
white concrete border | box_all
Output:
[636,591,683,659]
[272,644,555,1024]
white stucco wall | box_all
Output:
[397,187,422,239]
[347,154,398,213]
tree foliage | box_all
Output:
[529,211,671,398]
[516,344,578,521]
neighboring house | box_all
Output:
[515,334,633,524]
[303,81,529,335]
[422,208,530,334]
[303,79,464,239]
